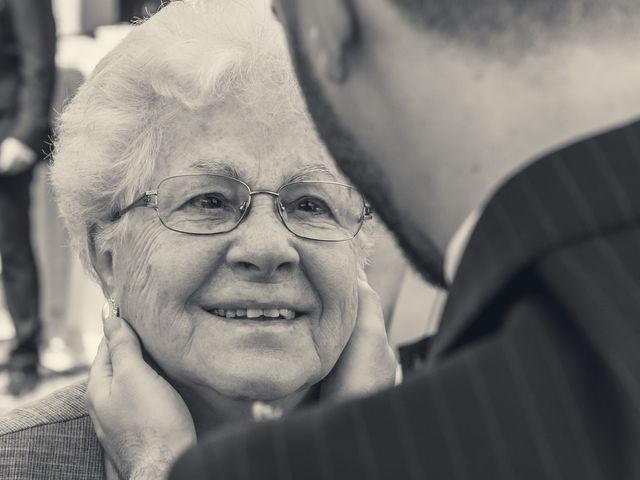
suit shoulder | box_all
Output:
[0,381,104,479]
[0,380,89,436]
[536,225,640,296]
[533,224,640,337]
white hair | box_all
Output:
[51,0,375,278]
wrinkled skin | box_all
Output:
[87,7,399,477]
[107,101,360,404]
[89,270,397,479]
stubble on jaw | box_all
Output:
[278,11,446,287]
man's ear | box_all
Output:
[301,0,358,83]
[88,224,115,299]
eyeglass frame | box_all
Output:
[111,174,373,242]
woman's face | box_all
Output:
[109,101,360,401]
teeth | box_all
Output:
[279,308,295,320]
[211,307,298,319]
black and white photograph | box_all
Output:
[1,0,639,478]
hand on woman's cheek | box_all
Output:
[320,270,398,401]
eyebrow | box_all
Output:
[186,159,241,179]
[187,159,339,184]
[286,164,338,183]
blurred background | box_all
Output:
[0,0,442,412]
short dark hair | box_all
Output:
[388,0,639,48]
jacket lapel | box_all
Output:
[429,117,640,362]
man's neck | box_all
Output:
[369,34,640,251]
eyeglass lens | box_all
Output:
[156,175,365,241]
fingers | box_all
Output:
[0,154,15,174]
[356,270,400,384]
[87,338,111,441]
[355,274,387,339]
[103,314,144,374]
[0,138,36,174]
[0,158,32,174]
[88,337,112,389]
[8,158,31,174]
[87,338,112,418]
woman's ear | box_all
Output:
[88,224,115,298]
[299,0,358,83]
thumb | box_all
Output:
[89,337,113,384]
[87,337,113,401]
[103,314,143,373]
[354,276,386,338]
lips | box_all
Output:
[210,307,297,320]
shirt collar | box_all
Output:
[444,208,481,284]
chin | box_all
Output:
[214,357,320,402]
[229,377,306,402]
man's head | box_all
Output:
[274,0,640,286]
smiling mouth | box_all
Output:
[209,308,298,320]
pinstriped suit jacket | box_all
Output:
[173,119,640,479]
[0,381,105,479]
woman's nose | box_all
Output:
[225,198,300,281]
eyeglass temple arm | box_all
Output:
[362,204,373,221]
[111,191,158,220]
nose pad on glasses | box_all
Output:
[239,201,249,213]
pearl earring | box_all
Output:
[101,297,120,322]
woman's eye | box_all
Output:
[295,198,329,215]
[187,194,224,209]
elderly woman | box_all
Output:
[0,1,396,478]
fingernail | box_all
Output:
[103,313,121,340]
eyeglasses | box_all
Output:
[111,174,372,242]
